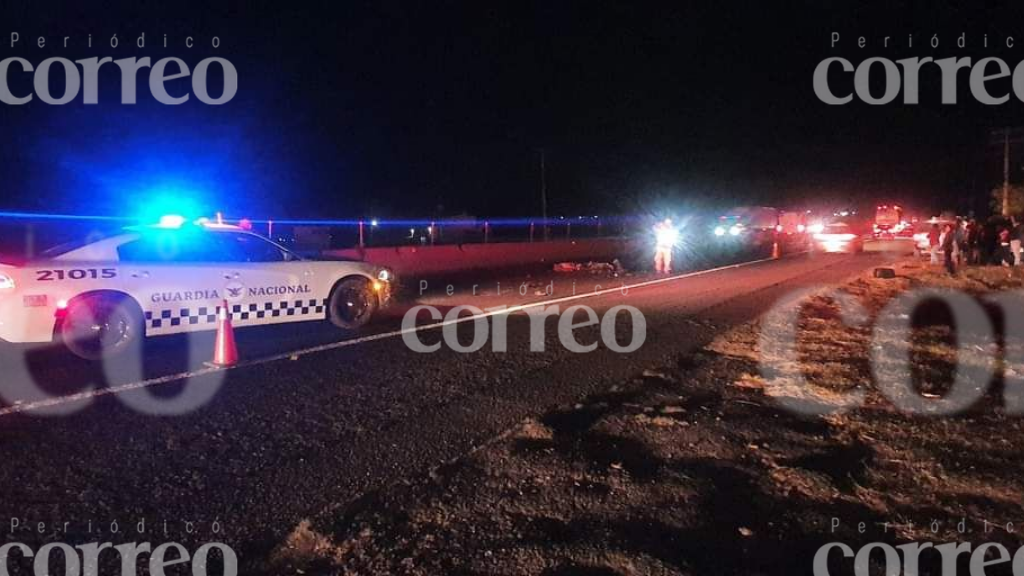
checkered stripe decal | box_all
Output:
[145,299,327,329]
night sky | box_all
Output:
[3,1,1024,221]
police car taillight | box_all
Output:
[0,273,14,290]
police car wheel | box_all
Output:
[61,296,143,360]
[328,277,378,330]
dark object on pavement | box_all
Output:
[873,267,896,279]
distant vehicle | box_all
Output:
[873,204,909,238]
[0,216,393,360]
[813,222,864,253]
[713,207,779,247]
[777,211,808,235]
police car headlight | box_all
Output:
[377,268,392,282]
[713,226,725,237]
[0,274,14,290]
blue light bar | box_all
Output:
[156,214,187,228]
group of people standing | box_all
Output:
[927,217,1024,275]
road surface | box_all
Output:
[0,251,889,571]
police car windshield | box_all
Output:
[118,229,301,263]
[41,234,110,258]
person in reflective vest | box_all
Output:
[654,218,677,274]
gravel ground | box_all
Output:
[265,261,1024,575]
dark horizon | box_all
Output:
[1,2,1024,220]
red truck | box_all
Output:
[873,204,909,238]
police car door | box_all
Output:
[117,231,239,336]
[215,232,324,327]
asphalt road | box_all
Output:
[0,251,890,572]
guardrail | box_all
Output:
[325,237,641,276]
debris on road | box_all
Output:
[553,259,627,276]
[641,368,676,382]
[873,267,896,279]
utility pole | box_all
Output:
[1004,129,1011,217]
[538,148,548,241]
[991,128,1024,217]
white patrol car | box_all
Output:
[0,216,392,359]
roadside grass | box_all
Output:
[264,261,1024,576]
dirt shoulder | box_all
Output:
[266,261,1024,576]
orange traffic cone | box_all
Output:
[771,241,781,259]
[212,300,238,367]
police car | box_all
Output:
[0,216,392,359]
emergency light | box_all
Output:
[156,215,187,229]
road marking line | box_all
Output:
[0,254,789,416]
[0,367,224,416]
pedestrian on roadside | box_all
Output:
[1014,217,1024,266]
[653,218,675,274]
[966,219,981,265]
[982,220,1000,265]
[927,223,941,265]
[953,218,965,265]
[942,223,957,275]
[999,225,1015,266]
[974,219,983,264]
